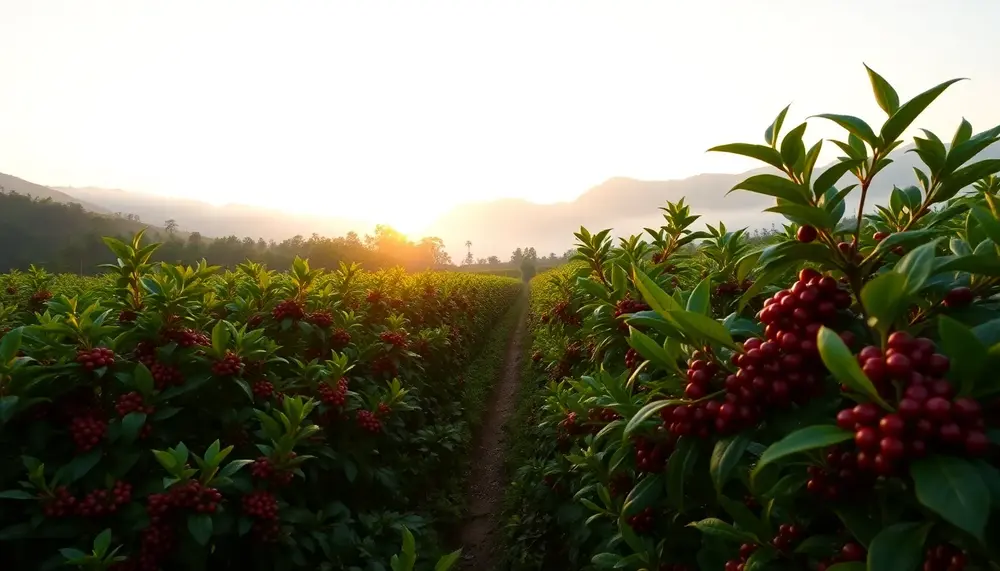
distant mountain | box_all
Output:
[0,173,107,213]
[29,139,1000,261]
[425,142,1000,258]
[52,186,371,242]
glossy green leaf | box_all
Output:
[911,455,990,540]
[817,327,890,408]
[667,437,699,512]
[893,238,941,295]
[632,266,682,317]
[121,412,147,443]
[623,474,664,515]
[729,174,810,205]
[881,78,965,145]
[813,114,878,147]
[764,104,790,147]
[687,518,757,544]
[627,328,676,373]
[938,315,986,396]
[813,160,862,198]
[708,143,785,171]
[686,276,712,316]
[867,522,931,571]
[870,229,944,257]
[764,204,833,229]
[623,399,682,438]
[710,433,751,492]
[860,272,907,336]
[752,425,853,477]
[780,122,808,170]
[668,310,737,349]
[864,64,900,115]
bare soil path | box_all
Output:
[458,290,529,570]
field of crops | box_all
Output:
[0,234,522,570]
[500,70,1000,571]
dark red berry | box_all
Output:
[797,225,818,243]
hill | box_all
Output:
[0,173,107,213]
[28,138,1000,260]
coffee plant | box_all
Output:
[503,66,1000,571]
[0,232,522,570]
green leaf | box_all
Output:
[686,276,711,315]
[627,328,677,373]
[623,474,664,515]
[893,238,941,295]
[0,327,22,365]
[780,122,808,170]
[710,433,751,492]
[133,363,154,397]
[938,316,986,396]
[817,327,890,407]
[623,399,682,437]
[910,455,990,540]
[974,459,1000,510]
[667,437,699,512]
[764,104,790,147]
[93,528,112,557]
[764,204,833,229]
[121,412,147,443]
[707,143,785,171]
[718,494,768,541]
[211,320,230,358]
[59,548,88,562]
[860,272,907,336]
[668,310,737,349]
[56,448,102,485]
[752,425,853,477]
[864,64,900,115]
[187,513,214,546]
[729,174,809,205]
[813,114,878,147]
[434,550,462,571]
[880,78,966,145]
[970,205,1000,246]
[687,518,757,544]
[867,522,931,571]
[813,160,862,198]
[871,229,944,257]
[632,266,682,317]
[0,490,36,500]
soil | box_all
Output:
[458,291,529,570]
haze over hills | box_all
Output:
[9,140,997,261]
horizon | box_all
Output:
[3,0,1000,236]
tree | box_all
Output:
[164,219,179,235]
[511,247,523,264]
[487,256,500,265]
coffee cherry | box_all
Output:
[943,287,974,308]
[797,225,818,243]
[855,427,879,450]
[872,232,888,242]
[924,397,952,422]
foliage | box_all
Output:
[502,66,1000,571]
[0,233,522,570]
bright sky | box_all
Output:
[2,0,999,234]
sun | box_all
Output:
[368,202,440,237]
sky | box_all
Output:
[2,0,999,234]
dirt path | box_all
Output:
[458,291,529,570]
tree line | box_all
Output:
[0,191,563,275]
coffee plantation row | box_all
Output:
[0,234,523,570]
[501,68,1000,571]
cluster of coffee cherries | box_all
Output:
[371,355,398,377]
[242,489,280,542]
[250,454,296,487]
[815,542,867,571]
[724,543,758,571]
[211,351,244,377]
[115,392,155,438]
[615,297,651,332]
[118,309,139,324]
[4,284,16,295]
[558,412,583,437]
[713,280,753,298]
[770,523,803,552]
[634,436,673,473]
[805,447,874,500]
[543,300,581,327]
[272,299,305,322]
[318,377,349,407]
[356,409,382,433]
[252,379,276,400]
[163,328,210,349]
[29,290,53,307]
[379,330,409,349]
[147,480,223,521]
[836,333,990,475]
[625,348,641,371]
[306,310,333,328]
[75,347,116,371]
[331,328,352,349]
[76,481,133,517]
[922,544,967,571]
[40,486,78,517]
[627,506,656,534]
[70,412,107,453]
